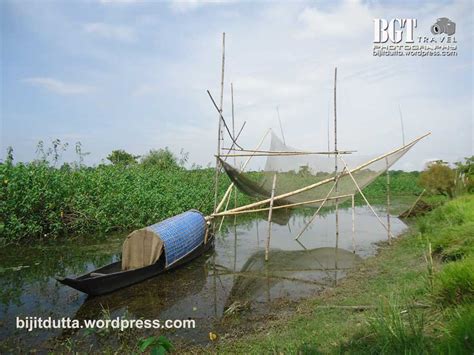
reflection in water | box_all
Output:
[0,205,407,350]
[224,247,362,309]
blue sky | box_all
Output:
[1,0,472,170]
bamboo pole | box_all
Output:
[339,156,395,242]
[334,67,339,262]
[215,129,271,212]
[386,157,392,244]
[213,32,226,214]
[221,121,247,166]
[218,188,232,232]
[219,33,226,149]
[351,194,355,253]
[327,101,330,158]
[276,106,286,145]
[204,222,210,244]
[221,148,355,154]
[399,104,406,146]
[233,223,237,272]
[405,188,426,217]
[209,132,430,218]
[265,174,277,261]
[213,193,354,217]
[212,254,217,316]
[218,150,355,157]
[231,83,237,215]
[295,169,345,240]
[207,90,244,150]
[296,238,308,250]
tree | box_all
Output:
[107,150,139,166]
[419,160,455,197]
[141,148,179,170]
[454,156,474,193]
[298,165,311,177]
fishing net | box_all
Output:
[220,131,421,208]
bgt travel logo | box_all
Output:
[372,17,457,57]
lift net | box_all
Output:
[220,131,421,208]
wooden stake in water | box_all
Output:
[231,83,238,218]
[334,67,339,253]
[213,32,226,214]
[265,174,278,262]
[352,194,356,253]
[406,188,426,217]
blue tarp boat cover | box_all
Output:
[148,210,206,267]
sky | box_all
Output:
[1,0,473,171]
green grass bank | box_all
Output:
[208,194,474,354]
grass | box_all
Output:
[205,194,474,354]
[435,258,474,306]
[438,304,474,354]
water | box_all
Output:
[0,205,407,350]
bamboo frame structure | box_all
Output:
[265,174,277,261]
[209,133,430,219]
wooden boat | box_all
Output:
[56,237,214,296]
[57,210,214,296]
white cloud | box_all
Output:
[22,77,94,95]
[132,84,161,97]
[83,22,135,41]
[296,0,372,39]
[98,0,139,4]
[169,0,233,13]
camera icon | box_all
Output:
[431,17,456,36]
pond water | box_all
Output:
[0,205,408,350]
